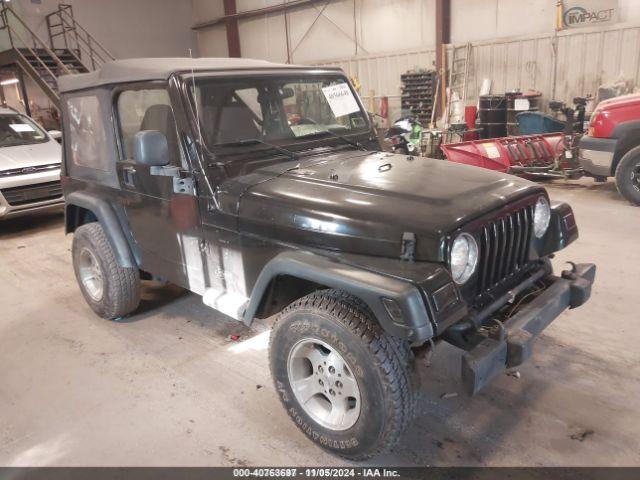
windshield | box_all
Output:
[0,113,47,147]
[187,74,369,151]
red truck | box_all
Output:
[579,93,640,205]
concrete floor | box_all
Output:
[0,178,639,467]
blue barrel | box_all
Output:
[516,111,566,135]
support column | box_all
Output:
[17,70,31,117]
[435,0,450,119]
[223,0,241,58]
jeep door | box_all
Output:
[114,84,206,293]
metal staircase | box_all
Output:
[0,3,114,107]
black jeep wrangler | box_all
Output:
[59,58,595,460]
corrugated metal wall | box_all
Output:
[319,49,436,118]
[554,25,640,102]
[316,23,640,122]
[317,48,436,123]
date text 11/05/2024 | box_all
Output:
[232,468,400,477]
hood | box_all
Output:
[230,150,544,262]
[0,140,61,172]
[598,93,640,110]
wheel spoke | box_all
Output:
[324,402,347,427]
[292,374,321,404]
[326,351,345,374]
[306,345,328,370]
[342,402,360,426]
[338,373,359,398]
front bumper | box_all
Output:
[0,200,64,219]
[578,135,617,177]
[0,169,64,219]
[460,262,596,395]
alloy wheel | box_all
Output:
[78,248,104,301]
[287,338,361,431]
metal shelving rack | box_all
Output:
[400,69,437,124]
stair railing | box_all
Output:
[0,4,71,77]
[42,6,86,75]
[46,3,114,71]
[0,4,71,96]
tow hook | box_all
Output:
[561,262,596,308]
[561,261,578,280]
[488,318,506,342]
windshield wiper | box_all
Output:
[314,128,367,151]
[225,138,298,161]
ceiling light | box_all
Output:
[0,78,19,86]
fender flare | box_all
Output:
[243,250,434,343]
[612,119,640,139]
[611,120,640,174]
[65,191,137,268]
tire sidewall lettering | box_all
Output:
[289,319,364,377]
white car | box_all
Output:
[0,108,63,219]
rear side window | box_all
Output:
[67,95,110,171]
[117,88,180,163]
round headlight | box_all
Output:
[533,197,551,238]
[450,233,479,285]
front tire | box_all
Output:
[615,146,640,205]
[72,223,141,319]
[269,289,416,460]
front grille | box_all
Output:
[1,181,63,206]
[0,163,60,177]
[476,202,535,294]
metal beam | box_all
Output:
[223,0,241,58]
[435,0,450,72]
[290,1,330,57]
[193,0,325,31]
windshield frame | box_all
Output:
[0,112,49,148]
[179,69,373,156]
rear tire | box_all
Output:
[269,289,416,460]
[72,223,140,319]
[615,146,640,206]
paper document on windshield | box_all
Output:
[322,83,360,118]
[9,124,35,133]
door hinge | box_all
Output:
[400,232,416,261]
[173,176,195,195]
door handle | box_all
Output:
[122,166,136,187]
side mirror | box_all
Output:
[48,130,62,141]
[133,130,170,166]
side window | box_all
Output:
[68,95,110,171]
[116,88,180,164]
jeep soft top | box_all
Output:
[59,58,595,460]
